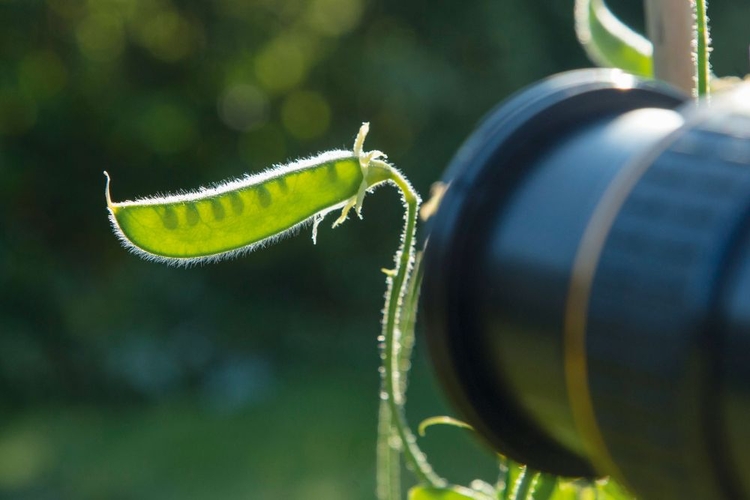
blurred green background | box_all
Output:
[0,0,747,498]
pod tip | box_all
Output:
[103,171,113,207]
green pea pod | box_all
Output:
[574,0,653,77]
[106,124,389,266]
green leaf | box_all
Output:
[545,478,635,500]
[574,0,653,77]
[418,416,474,437]
[548,479,593,500]
[409,485,491,500]
[597,477,635,500]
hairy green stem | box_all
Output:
[377,399,401,500]
[529,474,557,500]
[371,160,446,497]
[398,251,423,395]
[376,251,423,499]
[511,468,537,500]
[498,456,511,500]
[694,0,711,97]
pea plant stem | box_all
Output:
[510,468,537,500]
[694,0,711,96]
[377,397,401,500]
[371,160,446,498]
[376,250,424,500]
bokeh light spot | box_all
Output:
[254,35,311,94]
[295,477,347,500]
[0,429,52,490]
[133,9,195,62]
[281,90,331,140]
[218,84,269,132]
[76,13,126,62]
[46,0,86,20]
[306,0,364,37]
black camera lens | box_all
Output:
[422,69,750,499]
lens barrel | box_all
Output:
[422,69,750,499]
